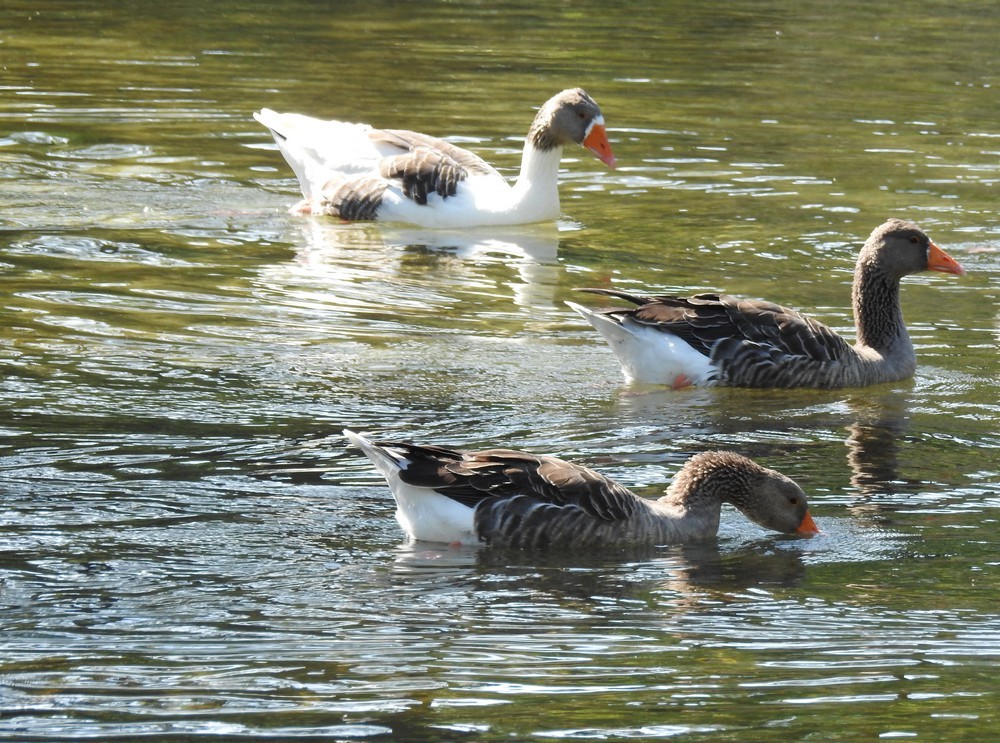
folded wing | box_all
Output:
[391,443,638,522]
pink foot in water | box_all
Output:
[672,374,694,390]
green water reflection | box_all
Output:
[1,0,999,740]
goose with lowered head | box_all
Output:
[344,430,819,549]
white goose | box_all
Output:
[568,219,966,389]
[344,430,819,549]
[254,88,616,228]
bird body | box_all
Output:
[570,220,966,389]
[344,430,818,549]
[254,88,615,228]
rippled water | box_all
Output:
[2,1,999,740]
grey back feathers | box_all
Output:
[346,432,816,549]
[574,219,964,389]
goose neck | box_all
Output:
[852,262,907,353]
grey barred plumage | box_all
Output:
[373,128,499,177]
[322,177,387,221]
[344,430,819,549]
[572,219,966,389]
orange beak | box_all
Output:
[796,511,820,535]
[927,241,966,276]
[583,122,617,169]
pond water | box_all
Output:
[2,0,999,740]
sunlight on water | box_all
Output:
[1,0,999,740]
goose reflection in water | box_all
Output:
[844,391,921,499]
[257,218,562,313]
[388,539,810,602]
[609,384,925,498]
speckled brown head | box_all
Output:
[670,451,818,535]
[857,219,965,282]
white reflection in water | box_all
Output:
[2,2,999,739]
[255,218,561,318]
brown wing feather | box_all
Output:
[320,177,388,220]
[379,147,468,204]
[367,128,501,205]
[391,443,637,522]
[579,288,853,364]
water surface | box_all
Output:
[2,1,999,740]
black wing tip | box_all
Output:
[573,287,653,306]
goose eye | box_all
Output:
[910,236,920,244]
[789,497,799,505]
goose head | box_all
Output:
[529,88,616,169]
[860,219,966,281]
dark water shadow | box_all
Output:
[385,537,813,603]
